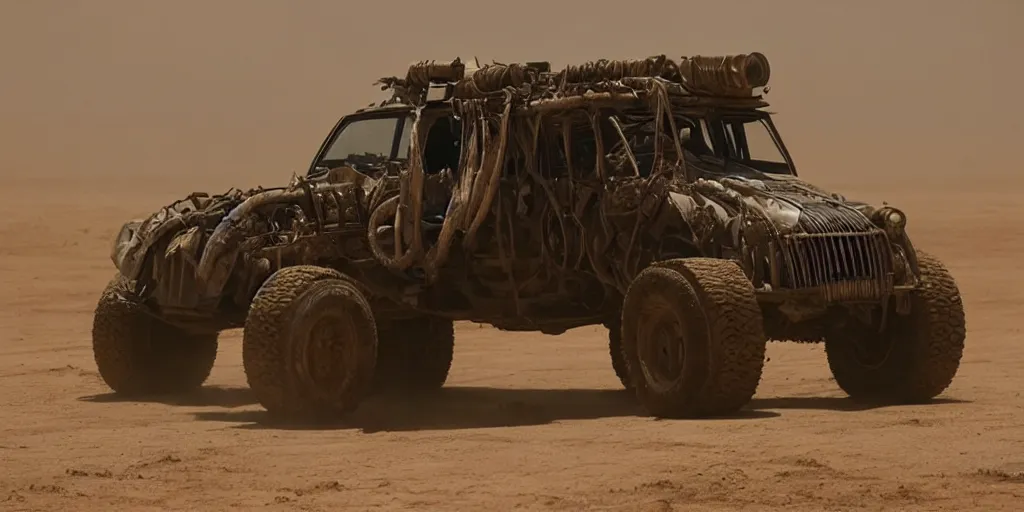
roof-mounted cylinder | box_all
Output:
[678,52,771,95]
[403,58,466,89]
[558,55,678,84]
[550,53,770,97]
[454,62,540,97]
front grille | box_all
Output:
[749,182,896,301]
[776,202,894,302]
[780,231,894,301]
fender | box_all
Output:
[663,189,733,256]
[111,192,244,281]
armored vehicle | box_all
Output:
[94,52,966,421]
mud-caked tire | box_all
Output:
[825,251,966,403]
[242,266,377,423]
[621,258,767,418]
[604,317,631,390]
[373,316,454,392]
[92,275,218,396]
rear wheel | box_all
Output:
[242,266,377,422]
[92,275,218,396]
[621,258,767,418]
[373,315,455,392]
[825,251,966,403]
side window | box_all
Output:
[721,117,792,174]
[321,117,401,168]
[741,119,787,165]
[679,118,715,157]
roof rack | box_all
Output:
[375,53,771,107]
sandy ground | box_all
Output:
[1,173,1022,511]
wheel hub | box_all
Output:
[296,311,357,402]
[638,311,687,394]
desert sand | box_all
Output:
[2,1,1023,511]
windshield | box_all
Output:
[318,115,411,171]
[601,111,794,178]
[717,115,793,175]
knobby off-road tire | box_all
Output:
[621,258,767,418]
[604,317,631,390]
[92,275,218,395]
[373,316,455,392]
[825,251,966,403]
[242,266,377,422]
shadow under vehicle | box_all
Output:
[93,52,967,421]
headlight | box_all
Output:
[871,206,907,233]
[886,209,906,229]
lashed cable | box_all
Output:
[462,89,515,250]
[366,108,428,271]
[367,52,771,285]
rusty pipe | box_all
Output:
[366,195,422,270]
[195,188,306,297]
[421,105,482,281]
[463,97,514,249]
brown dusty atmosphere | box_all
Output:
[2,1,1024,510]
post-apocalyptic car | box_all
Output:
[93,52,967,421]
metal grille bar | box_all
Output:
[781,231,894,302]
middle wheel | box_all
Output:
[242,266,378,422]
[621,258,767,418]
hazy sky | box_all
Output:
[1,0,1020,190]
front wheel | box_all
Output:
[621,258,767,418]
[825,251,966,403]
[242,266,378,422]
[91,275,219,396]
